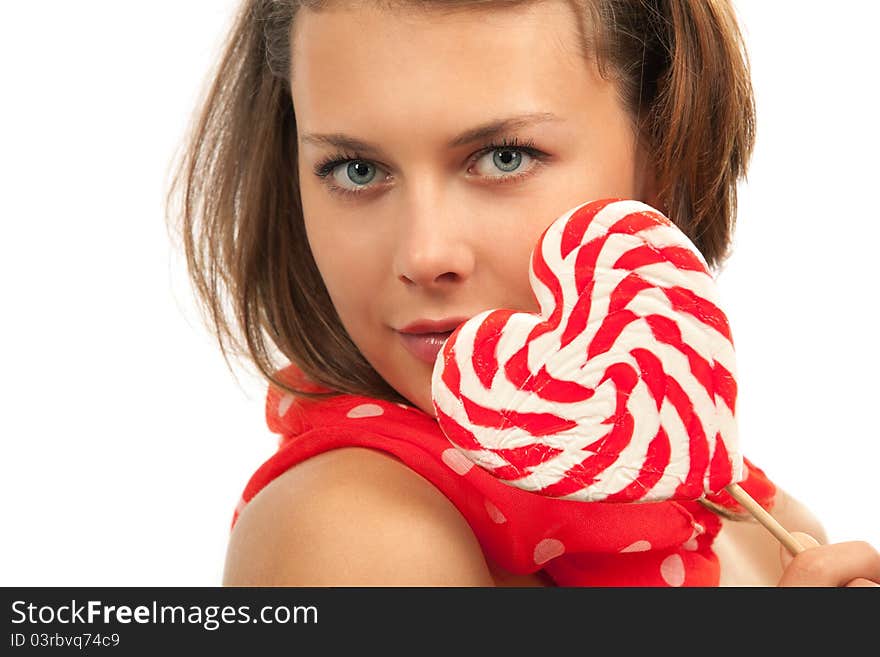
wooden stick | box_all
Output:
[725,483,806,556]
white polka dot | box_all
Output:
[741,462,750,480]
[396,403,410,410]
[441,448,474,475]
[693,522,705,535]
[484,499,507,524]
[277,394,295,417]
[660,554,686,587]
[620,540,652,553]
[533,538,566,565]
[346,403,385,419]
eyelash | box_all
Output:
[312,135,548,199]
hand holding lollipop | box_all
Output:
[432,198,804,555]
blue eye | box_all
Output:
[312,153,382,197]
[312,135,548,199]
[474,148,527,177]
[344,161,376,186]
[493,149,522,172]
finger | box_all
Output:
[846,578,880,588]
[778,538,880,587]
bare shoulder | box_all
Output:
[223,447,495,586]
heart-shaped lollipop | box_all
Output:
[432,197,740,503]
[431,199,804,554]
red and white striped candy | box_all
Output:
[431,198,744,503]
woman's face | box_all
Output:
[291,1,658,415]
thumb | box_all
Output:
[780,531,820,569]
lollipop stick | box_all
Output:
[724,483,805,556]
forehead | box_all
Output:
[290,2,611,144]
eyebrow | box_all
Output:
[299,112,563,154]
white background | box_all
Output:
[1,1,877,585]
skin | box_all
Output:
[224,1,880,587]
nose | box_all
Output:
[392,183,476,289]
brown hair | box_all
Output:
[164,0,756,403]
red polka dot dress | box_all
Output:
[231,365,777,587]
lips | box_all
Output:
[399,331,454,365]
[399,317,469,334]
[397,317,469,365]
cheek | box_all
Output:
[299,170,350,281]
[301,213,364,323]
[301,190,365,288]
[302,218,335,289]
[302,232,390,357]
[488,218,547,312]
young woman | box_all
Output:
[167,0,880,586]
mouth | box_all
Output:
[397,330,455,365]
